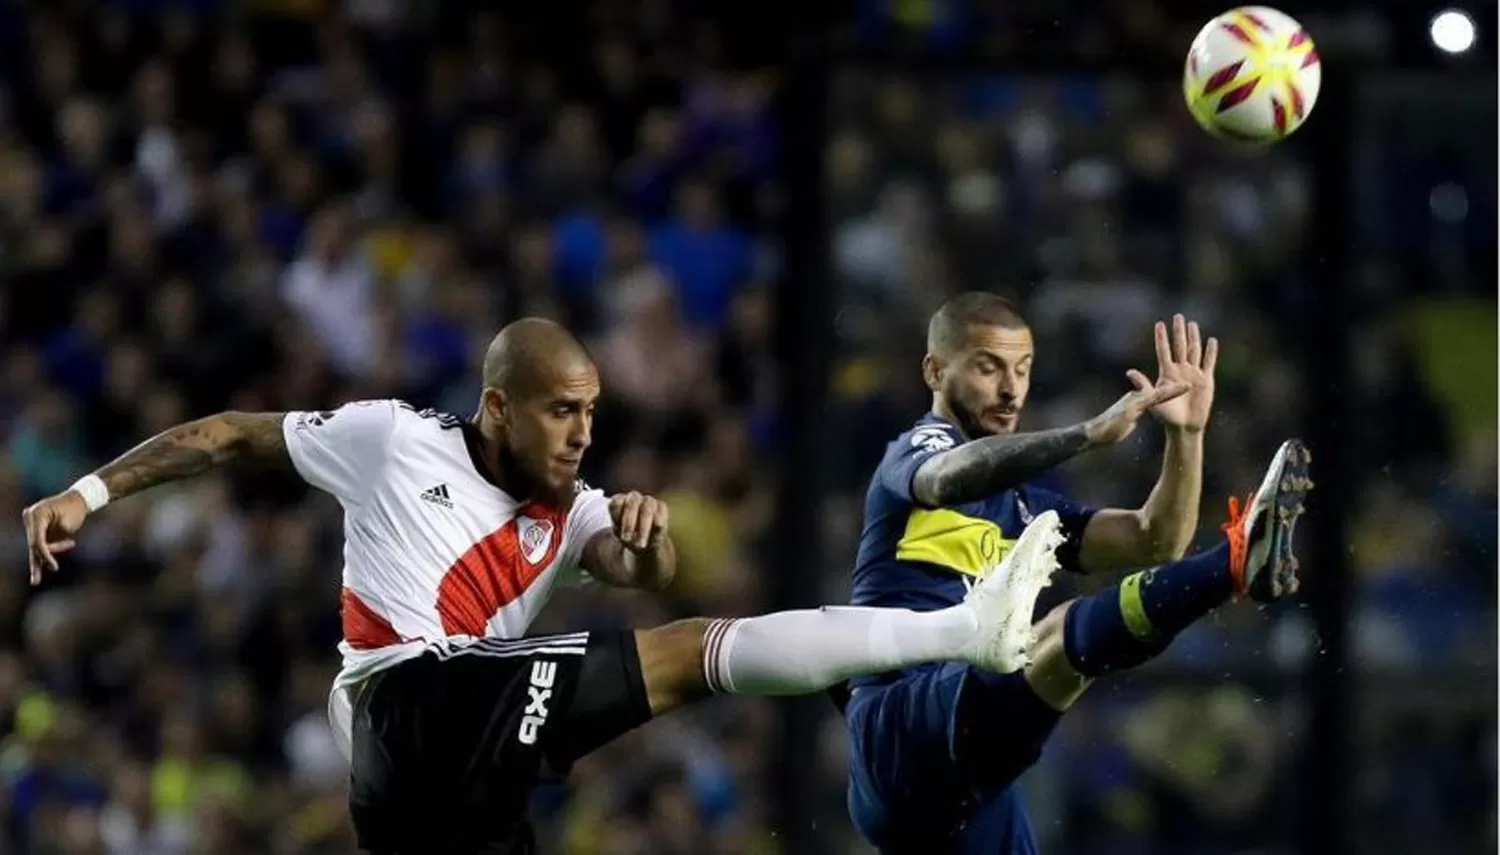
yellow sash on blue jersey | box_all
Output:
[896,508,1017,577]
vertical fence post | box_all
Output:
[1301,68,1355,855]
[772,16,831,855]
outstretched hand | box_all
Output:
[22,491,89,585]
[1145,314,1218,433]
[1085,376,1191,447]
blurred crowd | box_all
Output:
[0,2,782,852]
[819,70,1496,854]
[0,2,1492,855]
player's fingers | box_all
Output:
[1153,380,1190,405]
[629,498,652,549]
[29,539,54,580]
[1172,314,1189,363]
[618,493,642,545]
[1125,369,1152,392]
[49,539,76,554]
[1118,392,1153,423]
[24,508,58,576]
[1203,337,1220,377]
[613,493,642,532]
[23,510,36,584]
[1153,320,1170,374]
[641,499,665,549]
[1187,321,1203,366]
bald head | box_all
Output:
[482,318,594,396]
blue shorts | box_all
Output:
[844,663,1061,854]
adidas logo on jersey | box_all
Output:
[420,484,454,509]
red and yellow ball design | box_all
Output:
[1184,6,1322,144]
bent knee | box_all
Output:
[635,618,715,716]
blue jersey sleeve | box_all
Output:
[877,422,964,505]
[1022,485,1099,574]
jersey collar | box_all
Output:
[460,420,505,491]
[919,411,957,430]
[459,420,568,515]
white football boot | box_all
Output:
[965,510,1065,673]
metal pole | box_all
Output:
[1300,67,1355,855]
[772,16,831,855]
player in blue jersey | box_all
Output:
[839,293,1311,854]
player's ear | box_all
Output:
[481,387,508,426]
[921,353,944,392]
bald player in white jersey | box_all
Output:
[23,318,1067,854]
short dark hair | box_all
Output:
[927,292,1028,357]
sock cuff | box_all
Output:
[1119,571,1160,640]
[702,618,742,694]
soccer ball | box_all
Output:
[1183,6,1321,144]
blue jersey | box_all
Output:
[843,413,1100,853]
[849,413,1097,685]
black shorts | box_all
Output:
[348,630,652,854]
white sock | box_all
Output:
[701,605,980,695]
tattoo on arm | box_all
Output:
[913,424,1093,508]
[97,412,290,502]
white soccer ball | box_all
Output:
[1183,6,1322,144]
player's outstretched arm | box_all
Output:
[23,412,289,583]
[1076,316,1217,572]
[911,379,1189,509]
[93,412,290,500]
[580,491,677,592]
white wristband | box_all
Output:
[70,474,110,512]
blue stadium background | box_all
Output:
[0,1,1493,853]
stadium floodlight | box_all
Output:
[1429,9,1477,54]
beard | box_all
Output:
[944,387,1019,439]
[497,440,578,510]
[945,391,990,439]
